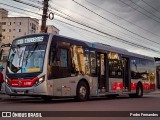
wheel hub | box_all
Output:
[80,86,86,98]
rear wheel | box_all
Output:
[75,81,89,102]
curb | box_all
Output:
[150,90,160,94]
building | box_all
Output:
[38,25,60,34]
[0,24,2,42]
[0,8,60,61]
[46,25,59,34]
[0,8,39,59]
[0,24,2,59]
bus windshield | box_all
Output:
[7,35,48,73]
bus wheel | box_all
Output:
[41,96,53,101]
[76,81,89,102]
[136,83,143,98]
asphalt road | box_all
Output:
[0,93,160,120]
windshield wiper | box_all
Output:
[15,45,25,67]
[7,45,24,73]
[7,53,22,73]
[25,42,38,66]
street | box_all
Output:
[0,93,160,120]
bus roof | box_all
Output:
[12,33,154,61]
[13,33,49,41]
[53,34,154,61]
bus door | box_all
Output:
[47,41,72,96]
[156,67,160,89]
[97,52,108,92]
[122,57,130,91]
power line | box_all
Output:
[53,16,160,52]
[11,0,160,46]
[4,8,40,18]
[0,2,42,16]
[12,0,42,9]
[53,18,160,54]
[1,1,103,36]
[85,0,160,39]
[4,7,41,18]
[49,5,122,38]
[1,2,145,48]
[72,0,160,45]
[141,0,160,13]
[0,3,42,19]
[28,0,43,5]
[48,5,119,38]
[52,19,141,46]
[54,19,108,38]
[48,13,160,53]
[3,1,160,53]
[55,19,126,49]
[119,0,160,24]
[3,2,159,56]
[130,0,160,20]
[49,2,160,47]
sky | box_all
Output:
[1,0,160,57]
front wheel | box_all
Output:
[136,84,143,98]
[129,84,143,98]
[75,81,89,102]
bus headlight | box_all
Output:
[5,78,10,86]
[34,76,45,86]
[39,77,44,82]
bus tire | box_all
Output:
[135,83,143,98]
[75,81,89,102]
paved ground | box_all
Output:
[0,89,160,102]
[0,90,160,120]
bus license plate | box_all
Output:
[17,91,24,94]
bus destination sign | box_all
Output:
[14,36,44,45]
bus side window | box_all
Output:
[84,49,90,75]
[59,48,68,67]
[48,47,70,79]
[109,60,122,78]
[70,45,88,75]
[90,51,97,76]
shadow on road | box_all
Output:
[0,95,151,104]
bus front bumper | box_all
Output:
[5,84,47,96]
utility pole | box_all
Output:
[0,25,2,60]
[41,0,49,33]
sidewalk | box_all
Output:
[0,92,42,101]
[151,89,160,94]
[0,89,160,101]
[0,93,11,100]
